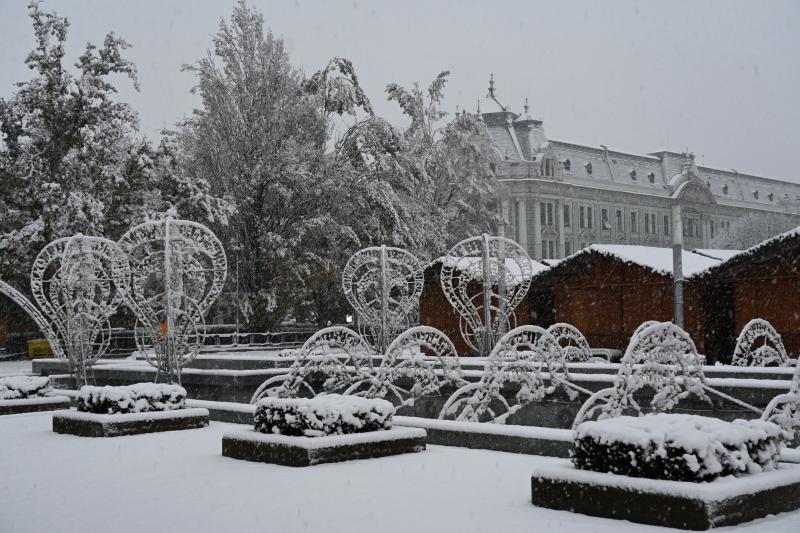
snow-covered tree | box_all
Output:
[0,1,227,333]
[710,212,795,249]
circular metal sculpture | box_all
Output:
[547,323,596,362]
[342,245,423,353]
[731,319,788,367]
[344,326,465,405]
[118,217,227,384]
[29,235,130,385]
[573,322,708,428]
[439,325,578,423]
[250,326,374,402]
[761,360,800,439]
[440,234,533,356]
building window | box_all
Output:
[563,205,571,227]
[541,202,554,226]
[753,190,759,199]
[544,158,555,177]
[722,184,729,195]
[563,159,571,171]
[585,162,592,175]
[710,220,716,239]
[630,211,639,233]
[601,208,610,230]
[663,215,670,236]
[768,192,774,202]
[587,207,593,229]
[630,169,637,180]
[579,206,585,228]
[644,213,651,234]
[616,210,623,232]
[541,242,547,259]
[547,203,554,225]
[565,241,573,256]
[648,172,655,183]
[549,241,555,259]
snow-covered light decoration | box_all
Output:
[439,325,578,423]
[546,323,595,362]
[118,217,227,384]
[573,322,708,428]
[344,326,465,405]
[760,361,800,439]
[342,245,423,352]
[731,318,788,367]
[250,326,374,401]
[440,234,533,356]
[27,235,131,385]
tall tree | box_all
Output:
[710,212,796,249]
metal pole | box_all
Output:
[380,245,388,354]
[164,217,175,382]
[481,234,492,356]
[671,203,684,328]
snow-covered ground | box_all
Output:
[2,412,800,533]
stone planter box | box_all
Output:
[531,460,800,530]
[393,416,572,457]
[222,427,427,467]
[52,408,209,437]
[0,396,71,416]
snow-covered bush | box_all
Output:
[254,394,394,437]
[77,383,187,414]
[573,414,783,482]
[0,376,51,400]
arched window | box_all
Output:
[630,169,637,180]
[647,172,655,183]
[562,158,571,171]
[585,162,593,175]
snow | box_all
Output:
[56,407,209,423]
[535,459,800,501]
[691,248,742,261]
[582,244,721,278]
[0,375,50,399]
[393,416,572,441]
[225,426,425,450]
[2,412,799,533]
[0,396,70,407]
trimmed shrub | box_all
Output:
[254,394,395,437]
[77,383,186,414]
[0,376,51,400]
[573,413,783,482]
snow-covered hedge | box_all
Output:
[77,383,187,414]
[254,394,395,437]
[0,376,51,400]
[573,414,783,482]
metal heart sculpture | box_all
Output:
[341,245,423,352]
[29,235,131,384]
[118,217,227,383]
[440,234,533,355]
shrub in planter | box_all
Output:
[77,383,186,414]
[254,394,395,437]
[0,376,51,400]
[573,413,783,482]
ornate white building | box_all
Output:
[483,77,800,259]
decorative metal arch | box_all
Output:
[0,280,63,360]
[731,319,788,367]
[440,234,533,356]
[118,217,227,384]
[29,235,131,385]
[342,245,423,353]
[439,325,582,423]
[250,326,374,402]
[573,322,708,428]
[547,323,595,362]
[344,326,465,405]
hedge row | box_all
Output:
[77,383,186,414]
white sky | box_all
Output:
[1,0,799,181]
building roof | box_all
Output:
[690,249,743,261]
[694,225,800,278]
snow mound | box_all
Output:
[255,394,395,437]
[0,376,51,400]
[574,413,783,482]
[77,383,187,414]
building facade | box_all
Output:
[482,79,800,260]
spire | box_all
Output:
[487,73,507,112]
[523,97,529,115]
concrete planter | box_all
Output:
[0,396,71,416]
[531,460,800,530]
[52,408,209,437]
[222,427,426,467]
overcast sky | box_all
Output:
[1,0,799,181]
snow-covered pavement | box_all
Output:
[0,359,32,377]
[1,412,800,533]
